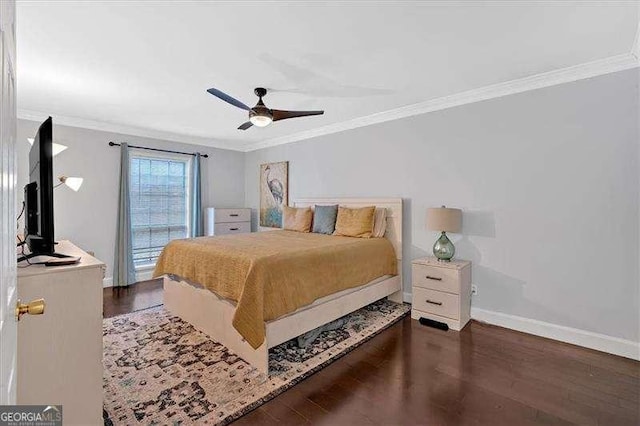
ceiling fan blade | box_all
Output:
[238,121,253,130]
[272,109,324,122]
[207,87,251,111]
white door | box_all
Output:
[0,0,17,405]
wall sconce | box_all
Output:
[55,175,83,192]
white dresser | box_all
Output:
[205,207,252,236]
[17,241,105,425]
[410,257,472,331]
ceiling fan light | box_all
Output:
[249,114,272,127]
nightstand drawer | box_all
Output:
[214,208,251,223]
[412,264,460,294]
[412,287,459,320]
[214,222,251,235]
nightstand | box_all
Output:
[411,257,472,331]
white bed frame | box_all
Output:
[163,197,403,374]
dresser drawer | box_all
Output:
[412,264,460,294]
[214,222,250,235]
[213,208,251,223]
[412,287,459,320]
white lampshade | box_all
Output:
[426,206,462,233]
[27,138,68,157]
[58,176,83,192]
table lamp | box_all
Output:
[426,206,462,262]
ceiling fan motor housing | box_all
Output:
[251,89,273,121]
[250,105,272,120]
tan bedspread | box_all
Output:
[153,230,397,349]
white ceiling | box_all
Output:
[16,1,639,151]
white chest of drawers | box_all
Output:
[410,257,472,331]
[17,241,104,425]
[205,207,252,236]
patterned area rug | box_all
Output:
[103,299,410,425]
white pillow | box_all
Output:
[371,208,387,238]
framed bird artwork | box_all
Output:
[260,161,289,228]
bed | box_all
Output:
[157,198,403,374]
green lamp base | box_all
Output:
[433,231,455,262]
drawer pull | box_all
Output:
[426,299,443,306]
[229,214,239,217]
[230,227,239,231]
[426,275,442,281]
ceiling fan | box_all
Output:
[206,87,324,130]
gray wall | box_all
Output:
[17,119,245,280]
[245,69,639,342]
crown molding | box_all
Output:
[244,52,639,152]
[18,51,639,154]
[17,109,243,152]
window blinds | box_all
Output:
[130,156,189,266]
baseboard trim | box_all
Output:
[103,269,155,288]
[100,279,639,359]
[471,307,640,361]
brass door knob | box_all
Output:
[16,298,45,321]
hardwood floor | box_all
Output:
[104,281,640,425]
[103,278,164,318]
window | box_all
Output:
[129,153,190,267]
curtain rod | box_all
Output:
[108,141,209,158]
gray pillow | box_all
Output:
[312,204,338,235]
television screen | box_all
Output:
[24,117,55,255]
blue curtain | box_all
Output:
[190,153,203,237]
[113,143,136,287]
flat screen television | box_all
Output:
[19,117,69,262]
